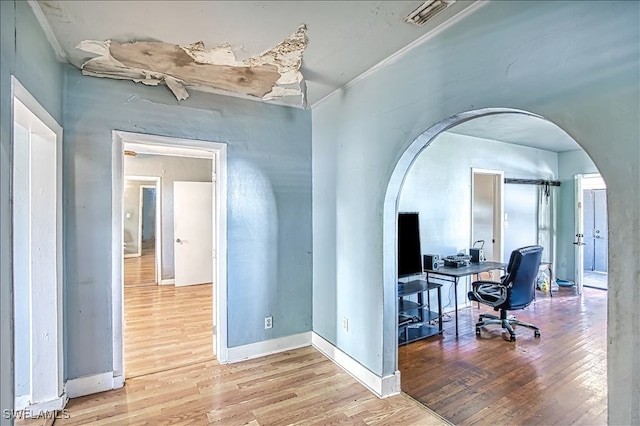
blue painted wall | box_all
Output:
[312,1,639,423]
[141,188,155,242]
[63,68,312,379]
[1,1,64,419]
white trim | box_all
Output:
[27,0,68,62]
[14,395,30,411]
[311,333,400,398]
[113,375,124,390]
[574,174,584,294]
[124,175,162,283]
[112,131,228,376]
[160,278,175,285]
[11,76,65,413]
[135,185,145,257]
[225,332,312,364]
[111,135,125,380]
[21,395,68,415]
[311,1,487,110]
[65,372,117,399]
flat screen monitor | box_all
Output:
[397,212,423,278]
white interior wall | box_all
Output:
[29,130,58,405]
[13,123,30,403]
[11,84,65,414]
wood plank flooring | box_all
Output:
[124,247,156,286]
[125,284,214,378]
[57,347,447,425]
[399,286,607,425]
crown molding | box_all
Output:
[311,0,488,110]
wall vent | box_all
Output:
[404,0,456,27]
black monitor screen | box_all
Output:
[398,212,422,278]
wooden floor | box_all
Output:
[59,349,447,425]
[124,284,215,378]
[124,246,156,286]
[399,286,607,425]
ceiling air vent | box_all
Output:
[404,0,456,27]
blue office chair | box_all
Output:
[468,245,543,342]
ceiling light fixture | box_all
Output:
[404,0,456,27]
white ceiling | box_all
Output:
[37,0,476,107]
[446,114,581,153]
[35,2,583,154]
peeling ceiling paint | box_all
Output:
[77,25,308,106]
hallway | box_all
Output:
[124,284,214,378]
[124,246,156,286]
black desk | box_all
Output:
[424,261,507,337]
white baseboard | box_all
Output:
[66,372,118,398]
[225,332,311,364]
[113,374,124,389]
[22,394,68,415]
[159,278,175,285]
[311,332,400,398]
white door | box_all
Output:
[472,169,504,264]
[574,175,585,294]
[174,181,214,286]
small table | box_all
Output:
[424,261,507,338]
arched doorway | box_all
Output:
[384,107,607,423]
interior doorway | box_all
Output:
[471,168,504,278]
[386,108,607,424]
[112,131,228,383]
[11,77,65,413]
[123,149,214,378]
[123,176,160,287]
[576,174,608,290]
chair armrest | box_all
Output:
[471,280,508,307]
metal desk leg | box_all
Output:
[454,277,459,337]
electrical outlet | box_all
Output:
[265,316,273,329]
[342,316,349,332]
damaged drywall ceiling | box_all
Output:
[77,26,308,106]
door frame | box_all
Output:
[575,173,607,292]
[470,168,505,263]
[123,176,161,284]
[112,131,228,384]
[11,76,66,412]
